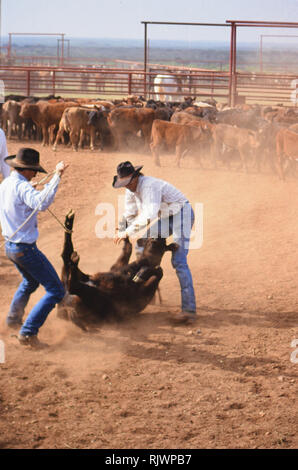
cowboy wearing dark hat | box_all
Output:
[112,161,143,189]
[4,147,48,173]
[0,148,68,348]
[113,161,197,325]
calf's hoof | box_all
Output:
[70,251,80,265]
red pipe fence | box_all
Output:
[0,64,297,106]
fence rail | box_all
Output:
[0,65,297,106]
[0,65,231,102]
[235,72,298,105]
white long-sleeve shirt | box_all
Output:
[123,175,188,237]
[0,128,9,179]
[0,170,61,243]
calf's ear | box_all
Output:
[165,242,179,252]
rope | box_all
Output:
[46,208,72,234]
[33,172,72,234]
[31,171,56,187]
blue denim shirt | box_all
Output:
[0,170,61,243]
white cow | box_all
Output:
[153,74,182,102]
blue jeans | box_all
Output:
[137,202,196,314]
[5,241,65,336]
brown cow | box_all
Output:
[52,106,103,151]
[107,107,156,150]
[257,122,286,174]
[182,103,218,122]
[211,123,260,172]
[57,212,177,331]
[2,100,24,139]
[171,110,214,130]
[265,106,298,126]
[19,100,76,146]
[171,112,213,167]
[150,119,211,167]
[276,127,298,180]
[75,98,114,110]
[2,99,38,141]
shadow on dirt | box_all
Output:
[198,305,298,329]
[55,309,298,381]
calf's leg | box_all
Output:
[150,140,161,166]
[110,237,132,272]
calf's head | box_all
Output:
[19,103,34,119]
[87,107,108,126]
[137,237,178,266]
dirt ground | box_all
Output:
[0,140,297,450]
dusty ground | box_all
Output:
[0,140,297,450]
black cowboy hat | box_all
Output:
[112,161,143,188]
[4,148,47,174]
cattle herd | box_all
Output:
[2,92,298,180]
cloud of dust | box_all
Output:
[40,312,127,382]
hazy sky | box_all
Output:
[2,0,298,43]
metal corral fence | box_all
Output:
[0,65,230,101]
[235,72,298,105]
[0,65,297,106]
